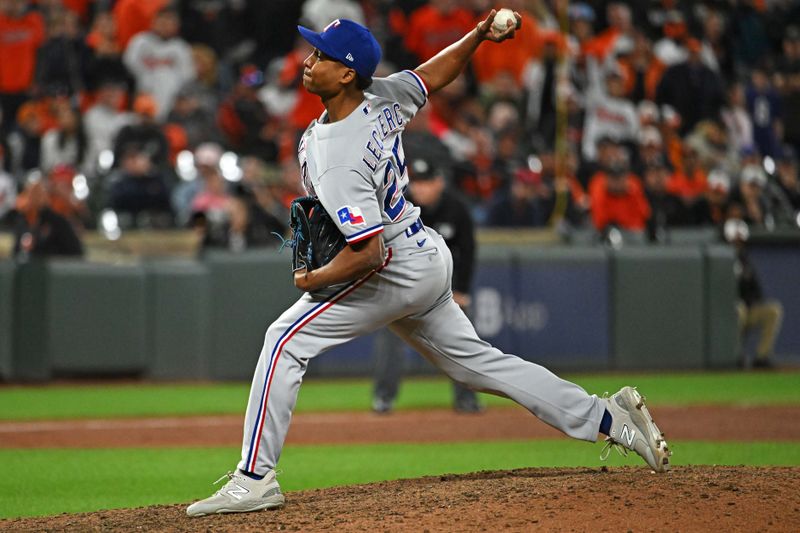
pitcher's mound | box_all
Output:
[4,466,799,532]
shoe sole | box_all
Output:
[188,496,285,517]
[619,387,671,472]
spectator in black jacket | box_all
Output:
[642,159,687,242]
[656,38,725,135]
[35,9,90,96]
[372,157,481,414]
[194,183,284,254]
[107,146,173,229]
[11,177,83,259]
[486,165,547,227]
[113,94,170,172]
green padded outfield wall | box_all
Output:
[13,261,50,380]
[0,261,14,379]
[205,250,300,380]
[46,261,148,375]
[145,260,211,379]
[704,245,738,368]
[612,247,705,369]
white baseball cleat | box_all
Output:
[601,386,671,473]
[186,469,285,517]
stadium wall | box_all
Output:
[1,242,794,381]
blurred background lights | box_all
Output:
[100,209,121,241]
[176,150,197,181]
[72,174,89,201]
[763,156,775,175]
[98,150,114,172]
[527,156,543,174]
[220,151,242,182]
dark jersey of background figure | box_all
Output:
[415,190,475,294]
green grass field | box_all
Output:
[1,373,799,519]
[2,372,799,420]
[2,441,799,519]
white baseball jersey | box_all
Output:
[298,70,428,244]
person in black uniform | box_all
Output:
[372,156,481,413]
[725,215,784,369]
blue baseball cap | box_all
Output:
[297,19,382,79]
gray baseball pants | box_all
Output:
[239,227,605,475]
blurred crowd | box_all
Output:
[1,0,799,257]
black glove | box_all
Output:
[288,196,347,272]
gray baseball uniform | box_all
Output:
[238,70,604,475]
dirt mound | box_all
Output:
[4,466,798,532]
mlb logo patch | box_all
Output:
[337,206,365,226]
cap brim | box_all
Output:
[298,25,342,64]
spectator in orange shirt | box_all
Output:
[589,146,651,233]
[404,0,476,63]
[666,145,708,200]
[46,163,90,230]
[86,10,120,55]
[619,30,665,103]
[583,3,633,61]
[472,0,544,87]
[0,0,45,132]
[112,0,168,50]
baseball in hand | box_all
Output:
[492,8,516,32]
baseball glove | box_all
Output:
[288,196,347,272]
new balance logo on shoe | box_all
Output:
[226,483,250,500]
[621,424,636,447]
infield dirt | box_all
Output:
[2,405,799,447]
[3,405,800,531]
[3,466,799,532]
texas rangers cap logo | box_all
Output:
[297,19,381,79]
[337,206,365,226]
[323,19,341,32]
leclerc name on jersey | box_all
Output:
[362,103,405,172]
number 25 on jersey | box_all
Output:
[383,137,408,221]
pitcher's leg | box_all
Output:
[239,275,402,475]
[239,327,307,474]
[390,300,604,442]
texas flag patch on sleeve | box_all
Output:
[337,206,365,226]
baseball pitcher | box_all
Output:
[188,11,671,517]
